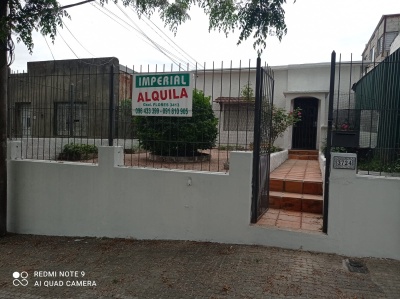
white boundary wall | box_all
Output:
[270,150,288,172]
[7,142,400,260]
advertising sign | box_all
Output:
[132,72,192,117]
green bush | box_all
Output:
[59,143,98,161]
[358,157,400,173]
[135,89,218,156]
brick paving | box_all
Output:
[0,234,399,298]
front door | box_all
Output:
[292,98,318,149]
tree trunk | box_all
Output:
[0,1,8,236]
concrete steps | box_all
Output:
[288,150,319,160]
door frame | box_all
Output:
[283,92,328,151]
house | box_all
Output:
[362,14,400,72]
[197,61,362,151]
[8,57,134,139]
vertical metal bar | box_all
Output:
[236,60,242,149]
[69,84,74,137]
[251,57,262,224]
[109,64,115,146]
[347,54,353,123]
[335,54,341,131]
[323,51,336,234]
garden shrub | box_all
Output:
[135,89,218,156]
[59,143,98,161]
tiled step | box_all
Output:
[269,191,323,214]
[270,178,323,195]
[288,150,319,160]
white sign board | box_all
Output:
[132,72,192,117]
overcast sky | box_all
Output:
[11,0,400,72]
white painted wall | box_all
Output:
[328,153,400,260]
[7,143,400,260]
[199,62,362,150]
[270,150,288,172]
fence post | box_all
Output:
[69,84,74,137]
[108,65,115,146]
[323,51,336,234]
[251,57,262,223]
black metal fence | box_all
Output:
[8,58,263,172]
[330,50,400,176]
[251,58,274,223]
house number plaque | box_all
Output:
[333,156,356,170]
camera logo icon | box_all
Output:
[13,271,29,286]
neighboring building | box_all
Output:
[8,57,134,139]
[362,14,400,72]
[390,33,400,54]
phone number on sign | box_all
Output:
[135,107,189,115]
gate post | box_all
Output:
[323,51,336,234]
[251,57,262,223]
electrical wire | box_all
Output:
[91,1,177,63]
[113,3,185,69]
[7,35,15,66]
[139,11,203,69]
[43,36,55,60]
[62,21,96,58]
[56,29,79,59]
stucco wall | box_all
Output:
[328,153,400,260]
[7,143,400,260]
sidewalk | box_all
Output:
[0,234,399,298]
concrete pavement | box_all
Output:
[0,234,399,298]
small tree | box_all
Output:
[240,84,302,150]
[135,89,218,156]
[241,83,255,101]
[265,104,302,148]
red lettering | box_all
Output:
[160,90,168,100]
[145,92,151,102]
[152,91,159,101]
[180,88,188,99]
[173,89,179,99]
[168,89,172,99]
[138,93,144,102]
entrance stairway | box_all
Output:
[269,150,323,214]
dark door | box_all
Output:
[292,98,318,149]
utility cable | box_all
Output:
[43,35,55,60]
[113,2,185,69]
[139,11,203,69]
[96,1,183,69]
[62,21,96,57]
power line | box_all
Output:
[62,21,96,58]
[57,29,79,59]
[90,2,131,31]
[95,1,184,68]
[114,3,184,68]
[43,36,55,60]
[139,12,203,69]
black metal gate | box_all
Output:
[251,58,274,223]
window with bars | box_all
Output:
[55,102,88,137]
